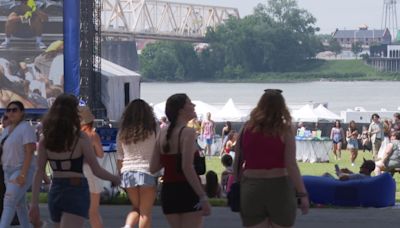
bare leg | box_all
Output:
[332,144,337,160]
[88,192,103,228]
[60,212,85,228]
[125,188,140,227]
[138,187,156,228]
[337,143,342,160]
[166,214,181,228]
[350,149,358,164]
[181,211,203,228]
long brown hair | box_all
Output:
[118,99,157,144]
[246,89,291,136]
[163,93,188,153]
[42,94,80,152]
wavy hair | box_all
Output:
[42,94,80,152]
[246,90,291,136]
[118,99,157,144]
[163,93,188,153]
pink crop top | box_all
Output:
[242,129,285,170]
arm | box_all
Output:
[330,128,334,139]
[116,136,123,175]
[150,132,162,174]
[92,133,104,158]
[29,139,47,222]
[381,143,394,165]
[15,143,35,186]
[181,128,211,215]
[284,128,309,215]
[81,134,120,186]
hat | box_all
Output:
[360,159,375,172]
[78,106,95,125]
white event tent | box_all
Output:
[153,100,219,120]
[292,104,320,122]
[292,104,342,122]
[214,98,248,122]
[313,104,341,121]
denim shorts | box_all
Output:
[48,177,90,222]
[121,171,157,188]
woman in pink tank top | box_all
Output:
[233,89,309,228]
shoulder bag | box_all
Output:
[176,127,206,175]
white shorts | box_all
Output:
[83,163,104,193]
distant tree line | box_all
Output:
[139,0,325,81]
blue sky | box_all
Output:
[173,0,385,34]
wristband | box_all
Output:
[296,192,308,198]
[199,195,208,202]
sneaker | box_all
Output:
[351,163,355,167]
[37,41,47,49]
[0,41,9,48]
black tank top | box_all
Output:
[48,138,84,173]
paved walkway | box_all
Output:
[34,204,400,228]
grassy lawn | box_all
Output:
[28,150,400,206]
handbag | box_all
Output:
[176,127,206,175]
[227,128,244,212]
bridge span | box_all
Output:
[101,0,240,42]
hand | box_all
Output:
[29,204,40,226]
[111,175,121,187]
[11,175,26,187]
[299,196,309,215]
[201,200,211,216]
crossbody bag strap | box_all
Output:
[177,126,186,155]
[0,135,8,146]
[236,129,244,178]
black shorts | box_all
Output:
[161,182,200,214]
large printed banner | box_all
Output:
[0,0,64,109]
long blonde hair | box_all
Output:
[246,89,292,136]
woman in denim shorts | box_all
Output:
[117,99,158,228]
[29,94,120,228]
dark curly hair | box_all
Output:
[42,94,80,152]
[247,89,291,136]
[163,93,188,153]
[118,99,157,144]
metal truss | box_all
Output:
[101,0,240,41]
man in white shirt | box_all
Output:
[368,113,384,160]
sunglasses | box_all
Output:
[264,89,282,93]
[6,108,20,113]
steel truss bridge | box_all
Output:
[101,0,240,41]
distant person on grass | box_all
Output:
[322,159,375,181]
[374,131,400,175]
[201,112,215,157]
[330,120,345,160]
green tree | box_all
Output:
[139,41,202,81]
[351,41,363,59]
[328,38,342,58]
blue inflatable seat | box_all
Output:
[303,172,396,207]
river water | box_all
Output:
[141,81,400,114]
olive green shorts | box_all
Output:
[240,176,297,227]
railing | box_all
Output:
[101,0,240,41]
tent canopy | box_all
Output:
[292,104,320,122]
[153,100,219,120]
[292,104,342,122]
[214,98,248,122]
[313,104,341,121]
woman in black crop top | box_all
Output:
[29,94,120,228]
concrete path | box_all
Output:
[34,204,400,228]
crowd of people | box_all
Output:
[0,89,313,228]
